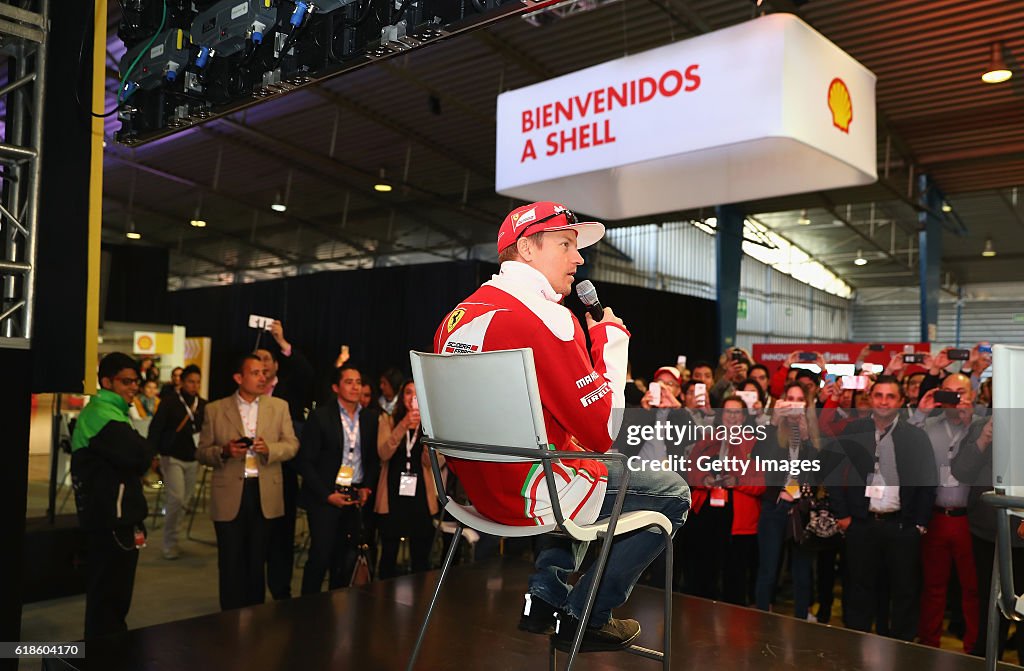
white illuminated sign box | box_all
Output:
[495,14,877,220]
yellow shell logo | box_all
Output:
[137,335,153,350]
[827,78,852,133]
[446,308,466,333]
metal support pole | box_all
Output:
[22,0,47,338]
[917,174,942,343]
[715,204,744,354]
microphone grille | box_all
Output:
[576,280,598,306]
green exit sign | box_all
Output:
[738,298,747,320]
[1014,313,1024,323]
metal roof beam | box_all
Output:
[208,119,485,246]
[104,147,378,256]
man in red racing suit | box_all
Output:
[434,201,690,652]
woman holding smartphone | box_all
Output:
[376,380,441,578]
[754,381,822,620]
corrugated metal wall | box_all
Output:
[592,222,851,350]
[852,298,1024,347]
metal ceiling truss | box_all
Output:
[0,0,47,348]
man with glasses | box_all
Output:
[71,352,155,639]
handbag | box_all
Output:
[799,483,842,550]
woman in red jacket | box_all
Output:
[687,397,765,605]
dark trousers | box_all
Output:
[755,498,813,618]
[266,464,298,600]
[816,544,842,623]
[301,503,367,594]
[379,535,433,580]
[84,528,140,639]
[972,535,1024,659]
[214,479,270,611]
[844,516,921,641]
[688,501,756,605]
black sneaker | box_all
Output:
[518,593,560,635]
[551,613,641,652]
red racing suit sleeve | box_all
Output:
[527,319,630,454]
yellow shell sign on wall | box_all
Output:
[133,331,175,355]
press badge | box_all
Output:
[399,472,418,497]
[192,432,201,448]
[336,465,354,488]
[710,487,727,508]
[785,479,801,499]
[865,472,886,500]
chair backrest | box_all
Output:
[409,348,548,462]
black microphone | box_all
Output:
[575,280,605,322]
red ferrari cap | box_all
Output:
[496,201,605,253]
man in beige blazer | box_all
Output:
[197,353,299,610]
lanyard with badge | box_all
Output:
[399,427,420,497]
[178,392,201,448]
[940,420,966,488]
[710,440,728,508]
[866,422,895,500]
[336,407,359,495]
[784,422,802,499]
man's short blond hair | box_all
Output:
[498,231,546,263]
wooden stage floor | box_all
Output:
[54,558,1012,670]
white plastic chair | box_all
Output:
[407,348,673,671]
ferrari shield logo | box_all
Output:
[446,308,466,333]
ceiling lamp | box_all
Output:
[126,218,141,240]
[797,209,810,225]
[982,237,997,257]
[982,42,1012,84]
[374,168,393,193]
[941,201,952,213]
[190,193,208,228]
[271,191,287,212]
[853,250,867,266]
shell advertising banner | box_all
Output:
[495,14,877,219]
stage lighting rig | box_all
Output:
[113,0,526,145]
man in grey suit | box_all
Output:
[197,353,299,610]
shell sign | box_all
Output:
[828,78,853,133]
[496,14,877,219]
[133,330,174,355]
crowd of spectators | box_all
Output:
[71,333,1012,661]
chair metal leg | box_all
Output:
[406,522,464,671]
[565,529,617,671]
[662,530,673,671]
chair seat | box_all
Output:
[445,499,673,542]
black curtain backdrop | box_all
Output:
[103,244,169,325]
[164,261,718,402]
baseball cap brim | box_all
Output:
[544,221,605,250]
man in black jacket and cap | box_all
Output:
[71,352,155,639]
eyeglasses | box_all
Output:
[115,377,141,386]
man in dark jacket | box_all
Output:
[831,375,936,641]
[294,363,380,594]
[255,318,314,600]
[71,352,155,639]
[147,364,206,560]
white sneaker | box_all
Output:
[806,613,818,623]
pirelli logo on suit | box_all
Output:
[580,382,611,407]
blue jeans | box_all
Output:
[528,460,690,627]
[755,496,813,618]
